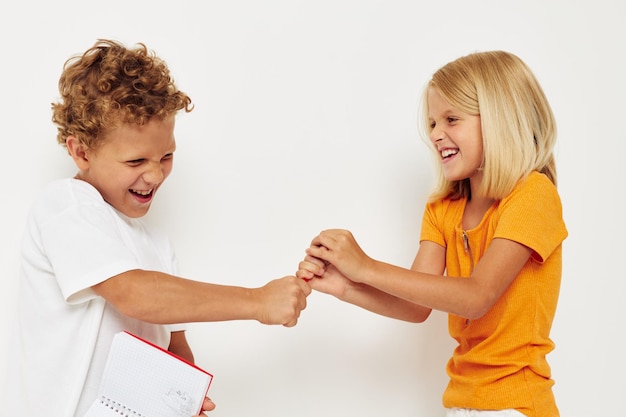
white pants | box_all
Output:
[446,408,526,417]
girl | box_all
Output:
[297,51,567,417]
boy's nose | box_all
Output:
[143,163,164,185]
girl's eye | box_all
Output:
[127,159,144,165]
[447,117,458,124]
[162,153,174,161]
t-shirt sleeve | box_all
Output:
[420,200,447,247]
[40,202,142,304]
[494,173,568,263]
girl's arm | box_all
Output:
[297,240,445,323]
[307,229,532,320]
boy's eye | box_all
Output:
[162,153,174,161]
[126,159,144,165]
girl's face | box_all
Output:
[427,87,484,185]
[69,117,176,218]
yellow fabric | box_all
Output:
[420,172,568,417]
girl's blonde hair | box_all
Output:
[419,50,557,201]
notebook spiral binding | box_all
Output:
[98,396,144,417]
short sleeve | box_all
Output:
[41,202,141,303]
[494,173,568,263]
[420,200,447,247]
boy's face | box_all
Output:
[69,117,176,218]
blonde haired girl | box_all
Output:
[423,50,557,201]
[298,51,567,417]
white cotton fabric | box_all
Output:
[6,178,183,417]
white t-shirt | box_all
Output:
[6,178,182,417]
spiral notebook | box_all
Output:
[85,331,213,417]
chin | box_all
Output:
[120,206,151,219]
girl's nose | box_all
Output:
[429,126,444,143]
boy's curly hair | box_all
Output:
[52,39,193,150]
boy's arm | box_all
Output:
[169,331,217,415]
[92,270,310,327]
[168,330,194,363]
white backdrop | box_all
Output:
[1,1,624,416]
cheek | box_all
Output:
[162,161,173,180]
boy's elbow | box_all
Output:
[406,307,432,323]
[93,270,158,322]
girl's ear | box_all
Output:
[66,136,91,171]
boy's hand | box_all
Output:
[193,397,216,416]
[255,276,311,327]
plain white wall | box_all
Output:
[1,1,624,416]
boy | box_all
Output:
[7,39,311,417]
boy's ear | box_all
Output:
[66,136,91,170]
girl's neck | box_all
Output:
[463,193,495,230]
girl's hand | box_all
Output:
[297,253,353,299]
[305,229,372,282]
[307,262,351,299]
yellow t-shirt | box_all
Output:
[420,171,568,417]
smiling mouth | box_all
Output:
[130,189,154,199]
[441,149,459,159]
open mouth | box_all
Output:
[130,188,154,201]
[441,148,459,159]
